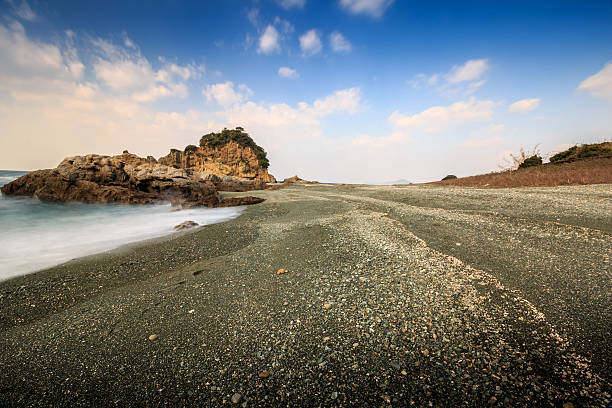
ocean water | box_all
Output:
[0,170,242,281]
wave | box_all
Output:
[0,199,242,281]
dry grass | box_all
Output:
[431,157,612,188]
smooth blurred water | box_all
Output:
[0,170,242,280]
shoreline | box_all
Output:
[0,197,244,282]
[1,184,610,406]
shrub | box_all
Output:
[519,155,543,169]
[199,127,270,169]
[442,175,457,180]
[499,144,541,170]
[184,144,198,153]
[550,142,612,164]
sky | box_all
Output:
[0,0,611,183]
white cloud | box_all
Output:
[352,133,404,147]
[9,0,36,21]
[90,37,202,102]
[274,17,295,34]
[278,67,299,79]
[246,8,260,27]
[257,25,281,54]
[330,31,351,52]
[390,99,497,133]
[409,58,490,95]
[299,29,322,57]
[203,81,253,107]
[339,0,395,18]
[447,59,491,83]
[507,98,540,112]
[310,87,362,115]
[277,0,306,9]
[461,136,503,148]
[94,57,156,91]
[577,62,612,99]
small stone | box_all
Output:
[331,392,338,400]
[231,393,243,404]
[258,370,270,378]
[401,370,407,376]
[276,268,287,275]
[323,336,330,341]
[562,403,575,408]
[390,361,400,370]
[188,309,195,314]
[173,221,199,231]
[323,302,331,309]
[488,396,497,405]
[149,334,158,341]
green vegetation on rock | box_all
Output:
[184,144,198,153]
[199,127,270,169]
[549,142,612,164]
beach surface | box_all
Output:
[1,184,610,407]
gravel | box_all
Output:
[0,184,610,407]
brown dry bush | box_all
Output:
[432,157,612,188]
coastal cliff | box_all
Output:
[158,128,276,183]
[1,128,275,207]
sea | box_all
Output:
[0,170,242,281]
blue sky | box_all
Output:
[0,0,611,182]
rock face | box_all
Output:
[158,128,276,184]
[1,152,264,208]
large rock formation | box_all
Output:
[159,127,276,183]
[1,152,263,208]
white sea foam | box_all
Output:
[0,171,243,280]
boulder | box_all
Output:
[173,221,199,231]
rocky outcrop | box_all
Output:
[1,153,264,208]
[158,128,276,184]
[282,175,319,185]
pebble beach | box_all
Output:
[1,184,610,407]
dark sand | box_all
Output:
[1,184,610,407]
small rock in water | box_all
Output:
[173,221,199,231]
[149,334,158,341]
[231,393,243,404]
[276,268,287,275]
